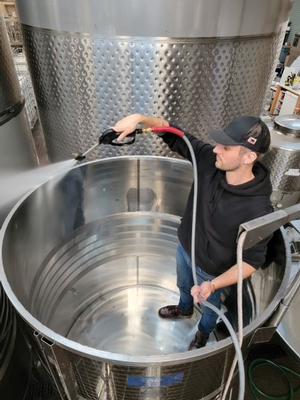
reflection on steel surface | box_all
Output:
[15,0,292,37]
[31,213,201,355]
[0,157,292,400]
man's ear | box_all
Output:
[243,151,257,165]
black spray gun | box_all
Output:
[73,127,145,161]
[73,125,186,161]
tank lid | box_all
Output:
[274,115,300,138]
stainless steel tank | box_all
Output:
[0,12,38,171]
[0,157,292,400]
[0,13,36,399]
[15,0,292,162]
[262,115,300,208]
[0,12,38,225]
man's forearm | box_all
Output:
[191,261,256,301]
[138,114,169,128]
[213,262,256,290]
[113,113,169,140]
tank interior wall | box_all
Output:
[2,158,192,311]
[2,158,286,321]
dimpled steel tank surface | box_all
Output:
[0,157,292,400]
[15,0,292,161]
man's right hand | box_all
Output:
[112,114,142,141]
[112,113,169,142]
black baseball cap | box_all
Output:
[208,116,270,154]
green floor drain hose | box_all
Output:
[248,358,300,399]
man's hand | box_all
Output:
[112,114,142,141]
[190,262,256,303]
[112,113,169,142]
[191,281,213,302]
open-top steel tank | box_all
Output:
[0,157,292,400]
[15,0,292,161]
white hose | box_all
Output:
[182,135,245,400]
[221,231,246,400]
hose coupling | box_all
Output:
[141,127,152,133]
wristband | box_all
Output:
[210,280,216,293]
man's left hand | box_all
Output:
[191,281,212,302]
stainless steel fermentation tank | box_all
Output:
[0,157,293,400]
[0,13,36,399]
[262,115,300,208]
[15,0,292,161]
[0,12,38,224]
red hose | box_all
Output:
[151,126,185,137]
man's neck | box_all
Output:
[225,169,255,186]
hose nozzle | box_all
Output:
[73,152,86,162]
[73,142,99,162]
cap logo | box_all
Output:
[247,137,257,145]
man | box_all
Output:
[113,113,273,350]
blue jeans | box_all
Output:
[176,243,222,338]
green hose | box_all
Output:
[248,358,300,399]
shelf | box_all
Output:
[270,84,300,115]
